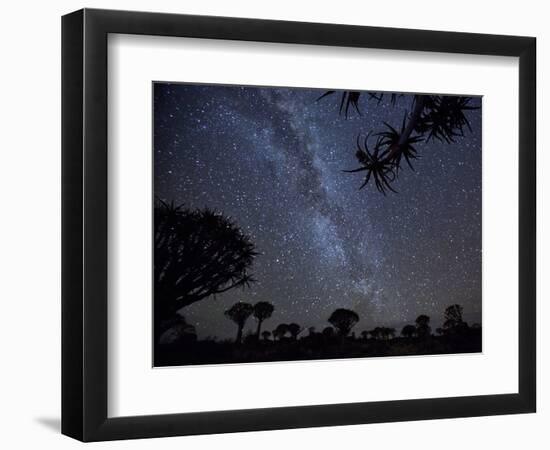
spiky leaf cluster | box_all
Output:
[344,113,424,194]
[154,199,257,319]
[318,91,479,194]
[415,96,476,143]
[317,90,406,118]
[344,132,397,194]
[377,114,424,172]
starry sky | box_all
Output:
[154,82,482,340]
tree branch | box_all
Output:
[384,95,426,162]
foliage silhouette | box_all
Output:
[369,327,382,340]
[154,199,257,336]
[415,314,432,339]
[444,304,464,326]
[273,323,290,341]
[317,90,361,118]
[318,91,479,194]
[154,302,481,366]
[253,301,274,339]
[368,326,395,340]
[224,302,254,344]
[343,133,398,194]
[328,308,360,336]
[380,327,396,340]
[288,323,302,340]
[401,324,416,339]
[443,304,469,335]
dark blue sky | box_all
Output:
[154,83,481,339]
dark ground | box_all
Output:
[154,331,482,367]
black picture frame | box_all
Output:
[62,8,536,442]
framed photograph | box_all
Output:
[62,8,536,441]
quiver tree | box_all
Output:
[224,302,254,344]
[401,324,416,339]
[369,327,382,340]
[288,323,302,340]
[415,314,432,339]
[154,199,257,328]
[443,304,468,335]
[443,304,464,326]
[318,92,479,194]
[328,308,359,337]
[253,301,274,339]
[273,323,289,341]
[380,327,396,340]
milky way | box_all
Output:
[154,83,482,339]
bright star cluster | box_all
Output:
[154,83,482,339]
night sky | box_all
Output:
[154,83,482,340]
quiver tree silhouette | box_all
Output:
[368,326,396,340]
[318,92,479,194]
[443,304,463,326]
[328,308,359,337]
[380,327,396,340]
[401,324,416,339]
[224,302,254,344]
[443,304,468,335]
[253,301,274,339]
[288,323,302,340]
[415,314,431,339]
[369,327,382,340]
[154,199,257,331]
[273,323,289,341]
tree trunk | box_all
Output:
[256,319,263,340]
[398,95,426,146]
[384,95,427,161]
[341,332,347,344]
[236,325,243,344]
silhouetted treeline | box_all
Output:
[153,200,480,368]
[155,302,481,367]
